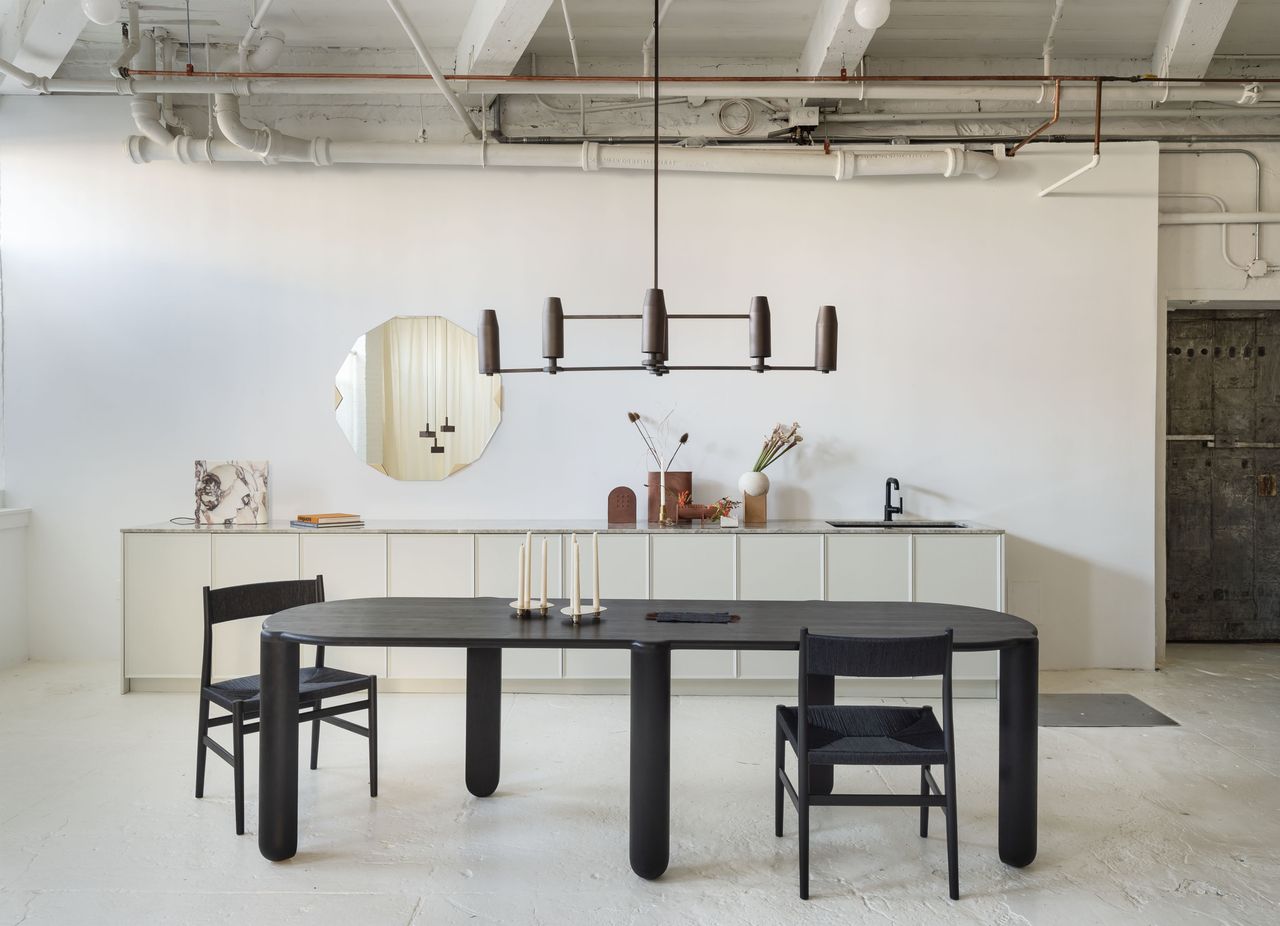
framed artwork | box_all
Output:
[194,460,269,525]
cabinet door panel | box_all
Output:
[651,535,736,678]
[211,534,300,679]
[564,533,648,679]
[299,534,388,676]
[737,535,822,678]
[827,534,911,602]
[386,534,474,679]
[124,533,210,678]
[476,534,563,678]
[914,534,1002,680]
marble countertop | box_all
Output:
[122,518,1001,535]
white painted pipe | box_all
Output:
[130,29,178,145]
[0,56,40,90]
[1159,211,1280,225]
[127,133,999,181]
[642,0,679,78]
[17,73,1280,105]
[384,0,482,139]
[1038,153,1099,196]
[110,3,142,79]
[238,0,278,71]
[822,107,1280,122]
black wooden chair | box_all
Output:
[775,628,958,900]
[196,576,378,834]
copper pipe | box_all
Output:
[120,67,1280,84]
[1009,80,1061,156]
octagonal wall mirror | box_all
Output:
[335,316,502,480]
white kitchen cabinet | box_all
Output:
[124,532,210,679]
[299,533,389,677]
[737,534,823,679]
[564,533,650,679]
[651,534,736,678]
[476,533,563,678]
[827,534,912,602]
[914,534,1003,680]
[386,534,475,679]
[210,533,301,679]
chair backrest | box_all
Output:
[201,577,325,687]
[796,628,956,762]
[802,629,953,679]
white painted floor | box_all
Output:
[1,645,1277,925]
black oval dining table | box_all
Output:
[257,597,1038,879]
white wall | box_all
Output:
[0,97,1160,669]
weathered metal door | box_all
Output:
[1167,309,1280,641]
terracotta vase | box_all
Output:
[647,470,691,523]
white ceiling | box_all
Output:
[76,0,1280,66]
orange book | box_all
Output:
[295,512,361,523]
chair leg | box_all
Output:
[945,761,959,900]
[194,696,210,799]
[309,709,321,771]
[774,715,784,837]
[920,766,930,838]
[799,789,810,900]
[368,677,379,799]
[232,701,246,836]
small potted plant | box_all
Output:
[739,422,803,524]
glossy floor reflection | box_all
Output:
[1,645,1276,925]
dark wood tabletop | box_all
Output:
[263,597,1036,650]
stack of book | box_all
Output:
[291,513,365,529]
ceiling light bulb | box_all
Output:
[247,32,286,70]
[853,0,891,30]
[81,0,120,26]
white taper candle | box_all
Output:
[524,532,533,608]
[592,532,601,611]
[517,543,525,610]
[540,538,548,609]
[572,540,581,615]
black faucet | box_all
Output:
[884,477,903,522]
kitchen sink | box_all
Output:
[825,519,968,529]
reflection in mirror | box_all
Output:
[335,316,502,480]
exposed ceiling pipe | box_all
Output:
[1042,0,1066,77]
[130,28,180,145]
[383,0,482,139]
[0,56,40,90]
[1159,212,1280,225]
[1160,192,1252,272]
[110,2,141,79]
[239,0,280,72]
[127,133,998,180]
[823,107,1280,122]
[643,0,678,78]
[35,74,1280,105]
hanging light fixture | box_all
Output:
[478,0,838,378]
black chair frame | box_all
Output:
[195,576,378,834]
[775,627,958,900]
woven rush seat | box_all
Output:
[204,666,373,711]
[777,704,948,766]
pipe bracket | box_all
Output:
[1238,82,1262,106]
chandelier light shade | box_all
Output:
[473,0,838,379]
[749,296,772,371]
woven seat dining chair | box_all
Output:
[775,628,958,900]
[196,576,378,834]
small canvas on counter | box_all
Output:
[195,460,269,525]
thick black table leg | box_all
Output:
[465,647,502,798]
[630,642,671,880]
[805,672,835,796]
[998,637,1038,867]
[258,632,299,861]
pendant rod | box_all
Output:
[652,0,659,292]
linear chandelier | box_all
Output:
[477,0,838,378]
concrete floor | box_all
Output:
[1,645,1276,925]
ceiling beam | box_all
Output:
[1152,0,1239,79]
[455,0,556,75]
[799,0,878,76]
[0,0,88,90]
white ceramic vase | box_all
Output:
[738,470,770,498]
